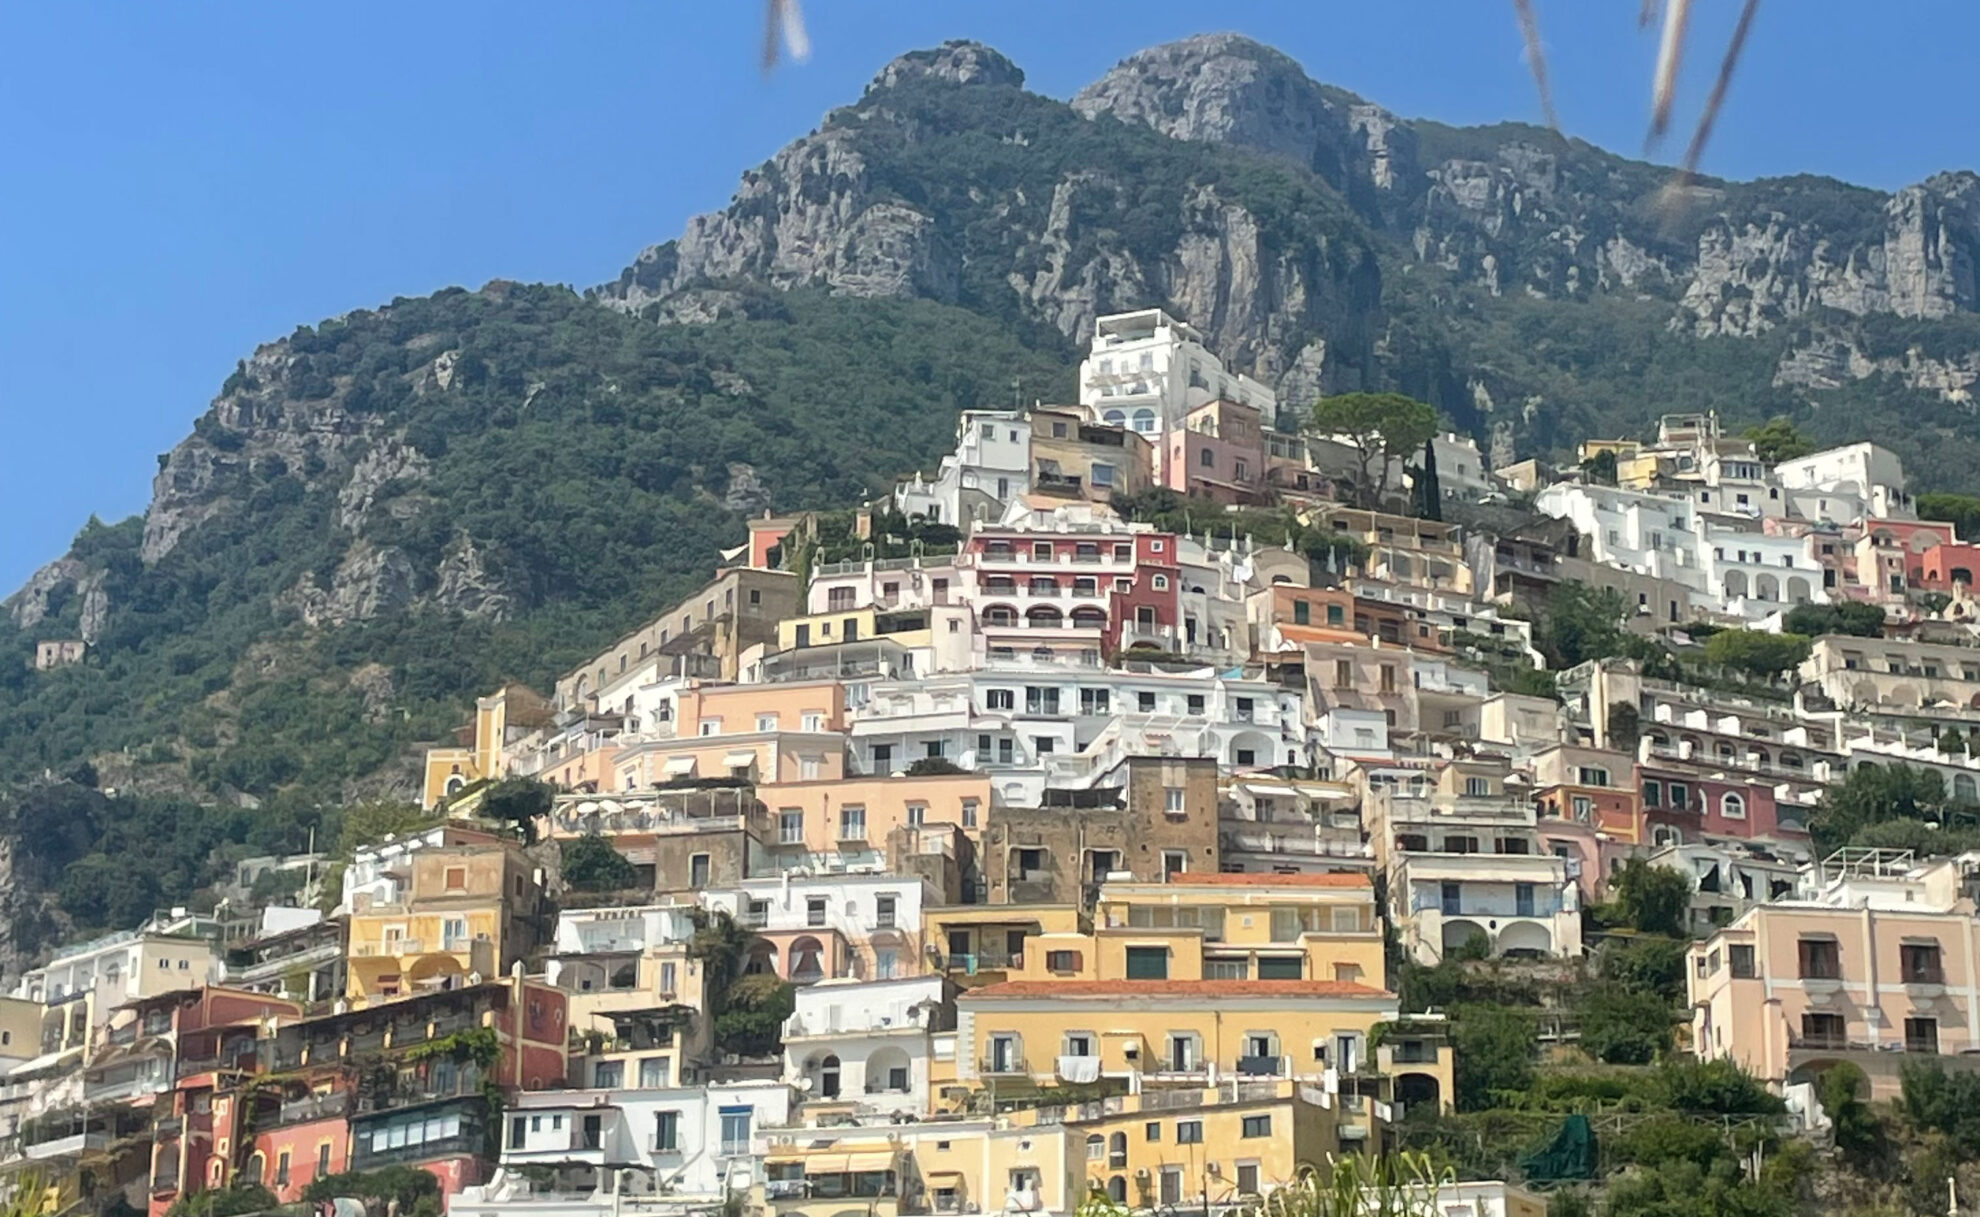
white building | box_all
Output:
[337,824,514,916]
[1774,442,1913,521]
[1534,483,1708,592]
[1364,785,1584,964]
[1077,309,1275,482]
[700,874,935,986]
[1415,433,1492,502]
[783,975,947,1117]
[452,1081,794,1217]
[895,409,1031,526]
[1381,1181,1544,1217]
[11,930,218,1024]
[545,904,699,997]
[1534,483,1824,619]
[844,664,1302,806]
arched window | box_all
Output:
[1085,1134,1105,1161]
[1131,408,1157,434]
[982,605,1018,627]
[1956,773,1977,803]
[1108,1177,1128,1204]
[1721,792,1747,820]
[820,1054,841,1099]
[1103,409,1126,426]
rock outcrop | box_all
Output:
[1071,34,1980,392]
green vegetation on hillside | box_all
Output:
[0,287,1070,948]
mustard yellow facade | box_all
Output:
[345,842,543,1006]
[420,684,555,808]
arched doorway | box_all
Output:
[1393,1072,1442,1114]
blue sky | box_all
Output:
[3,0,1975,591]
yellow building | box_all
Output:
[420,684,555,808]
[952,872,1454,1115]
[1061,1081,1357,1208]
[758,1117,1075,1217]
[1095,873,1384,987]
[345,841,545,1006]
[925,904,1087,990]
[548,905,710,1091]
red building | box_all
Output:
[151,980,568,1216]
[960,527,1182,658]
[1914,541,1980,591]
[1637,762,1803,848]
[132,987,305,1217]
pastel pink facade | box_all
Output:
[1691,882,1980,1100]
[1160,400,1269,504]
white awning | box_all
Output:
[661,756,697,777]
[10,1046,83,1078]
[724,751,759,769]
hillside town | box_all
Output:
[12,306,1980,1217]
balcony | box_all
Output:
[277,1091,353,1127]
[979,1056,1030,1076]
[353,1130,482,1171]
[1413,894,1565,919]
[935,950,1021,976]
[1236,1056,1284,1078]
[23,1131,110,1161]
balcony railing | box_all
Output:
[1413,894,1564,918]
[936,950,1021,975]
[979,1056,1030,1076]
[277,1091,352,1126]
[352,1131,481,1171]
[1236,1055,1284,1077]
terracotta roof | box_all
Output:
[963,980,1390,1001]
[1163,872,1370,889]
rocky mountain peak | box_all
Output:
[867,40,1024,94]
[1074,34,1363,173]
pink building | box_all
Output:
[958,527,1183,658]
[1161,400,1269,504]
[1638,763,1805,847]
[1690,851,1980,1099]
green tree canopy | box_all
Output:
[1811,763,1949,851]
[1919,492,1980,542]
[1700,629,1810,680]
[1603,858,1693,938]
[335,799,433,857]
[1539,583,1676,676]
[1781,601,1886,638]
[1577,985,1675,1065]
[713,972,796,1058]
[561,833,640,892]
[1742,416,1817,464]
[478,776,555,844]
[1450,1003,1536,1111]
[1309,393,1441,510]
